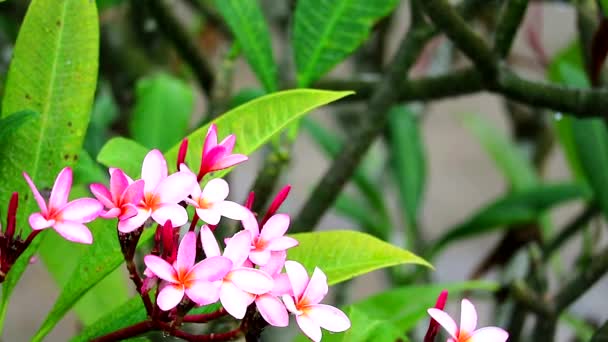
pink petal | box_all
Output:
[49,167,72,209]
[220,281,255,319]
[143,255,178,283]
[469,327,509,342]
[121,179,144,205]
[200,225,221,257]
[23,172,48,215]
[203,124,218,156]
[187,256,232,281]
[118,204,138,220]
[202,178,229,203]
[282,295,299,314]
[218,134,236,152]
[118,208,150,233]
[229,268,274,295]
[223,230,252,266]
[296,314,322,342]
[151,204,188,227]
[271,273,292,296]
[185,280,220,306]
[306,304,351,332]
[260,250,286,276]
[284,261,309,299]
[259,214,290,242]
[427,308,458,339]
[218,201,250,221]
[250,250,272,266]
[266,236,299,251]
[156,171,196,204]
[89,183,114,208]
[52,221,93,244]
[29,213,54,230]
[59,198,102,223]
[241,212,260,238]
[460,298,477,334]
[212,154,248,170]
[256,294,289,327]
[141,149,167,193]
[157,283,185,311]
[110,169,129,203]
[201,146,227,172]
[197,208,222,225]
[175,231,196,272]
[101,207,121,219]
[301,267,328,305]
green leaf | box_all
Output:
[461,113,537,190]
[214,0,277,92]
[433,183,591,254]
[73,149,108,185]
[287,230,430,285]
[98,89,353,178]
[293,0,399,86]
[129,73,194,151]
[0,110,38,142]
[601,0,608,17]
[84,82,118,157]
[32,225,155,341]
[0,0,99,331]
[388,106,427,240]
[560,312,595,341]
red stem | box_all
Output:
[126,258,154,315]
[91,320,153,342]
[189,213,200,232]
[183,308,227,323]
[23,229,41,247]
[158,322,242,341]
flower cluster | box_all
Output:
[21,124,350,341]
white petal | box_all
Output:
[460,298,478,334]
[296,314,322,342]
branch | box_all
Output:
[494,0,530,58]
[542,204,599,260]
[511,280,553,316]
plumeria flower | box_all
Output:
[119,150,196,233]
[144,231,232,311]
[181,166,249,225]
[90,168,144,221]
[197,124,247,178]
[427,299,509,342]
[242,212,298,266]
[253,250,291,327]
[282,261,350,342]
[23,167,102,244]
[200,226,274,319]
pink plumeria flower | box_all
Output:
[119,150,196,233]
[90,168,144,221]
[242,212,298,266]
[427,299,509,342]
[200,226,274,319]
[23,167,102,244]
[144,231,232,311]
[181,166,249,225]
[198,124,247,178]
[254,250,291,327]
[282,261,350,342]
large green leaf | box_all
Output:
[287,230,430,285]
[433,183,591,254]
[0,110,38,142]
[215,0,277,92]
[0,0,99,331]
[84,82,118,157]
[129,73,194,152]
[98,89,353,177]
[32,225,154,341]
[293,0,399,87]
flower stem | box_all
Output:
[183,307,227,323]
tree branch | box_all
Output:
[494,0,530,58]
[542,204,599,260]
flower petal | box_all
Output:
[220,281,255,319]
[141,149,167,193]
[256,294,289,327]
[144,255,178,283]
[260,250,286,276]
[151,204,188,227]
[296,314,322,342]
[460,298,477,334]
[306,304,351,332]
[188,256,232,281]
[118,204,138,221]
[52,221,93,244]
[229,268,274,295]
[218,201,250,221]
[259,213,290,241]
[249,250,271,266]
[203,124,218,156]
[89,183,114,208]
[185,280,220,306]
[110,169,129,203]
[59,198,102,223]
[271,273,292,296]
[155,171,196,204]
[284,260,309,299]
[469,327,509,342]
[197,208,222,225]
[202,178,229,203]
[118,208,150,233]
[29,213,54,230]
[218,134,236,152]
[282,295,298,314]
[200,225,221,257]
[49,167,72,209]
[175,231,197,272]
[157,283,184,311]
[223,230,251,266]
[121,179,144,205]
[212,154,248,171]
[427,308,458,339]
[23,172,48,215]
[266,236,299,251]
[241,211,260,238]
[301,267,328,305]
